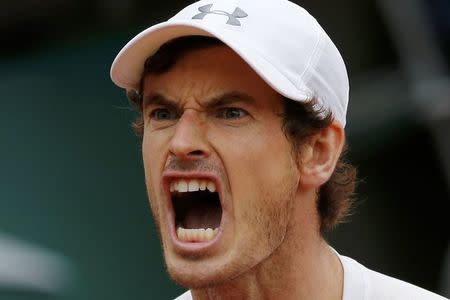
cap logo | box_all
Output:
[192,4,248,26]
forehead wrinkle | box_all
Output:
[145,47,244,101]
[145,78,247,111]
[143,92,178,110]
[145,74,223,109]
[143,46,280,112]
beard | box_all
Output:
[145,155,300,289]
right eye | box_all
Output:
[150,108,177,121]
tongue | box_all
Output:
[183,201,221,229]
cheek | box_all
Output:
[222,124,293,179]
[142,132,170,206]
[142,129,170,172]
[213,125,297,211]
[214,128,298,257]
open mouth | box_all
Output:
[170,178,222,243]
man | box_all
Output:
[110,0,447,299]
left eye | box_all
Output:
[217,108,248,119]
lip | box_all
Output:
[161,171,229,256]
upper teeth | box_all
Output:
[170,179,216,193]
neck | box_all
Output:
[191,189,344,300]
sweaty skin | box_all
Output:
[141,46,345,300]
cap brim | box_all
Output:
[110,20,309,102]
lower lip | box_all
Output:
[168,218,224,255]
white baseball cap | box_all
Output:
[110,0,349,127]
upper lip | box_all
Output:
[162,171,223,195]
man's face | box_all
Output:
[141,45,300,287]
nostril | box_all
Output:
[189,150,205,157]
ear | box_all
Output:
[298,121,345,189]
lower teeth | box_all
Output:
[177,227,218,242]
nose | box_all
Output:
[168,110,210,160]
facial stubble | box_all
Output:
[149,156,300,288]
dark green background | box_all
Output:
[1,0,449,299]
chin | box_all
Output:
[164,256,241,289]
[167,265,226,289]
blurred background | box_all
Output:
[1,0,449,299]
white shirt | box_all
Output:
[174,253,448,299]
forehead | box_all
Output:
[142,46,280,107]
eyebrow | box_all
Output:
[206,92,256,109]
[143,93,180,112]
[143,91,256,111]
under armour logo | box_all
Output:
[192,4,248,26]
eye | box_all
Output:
[217,107,248,120]
[150,108,177,121]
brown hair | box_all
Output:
[127,36,357,234]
